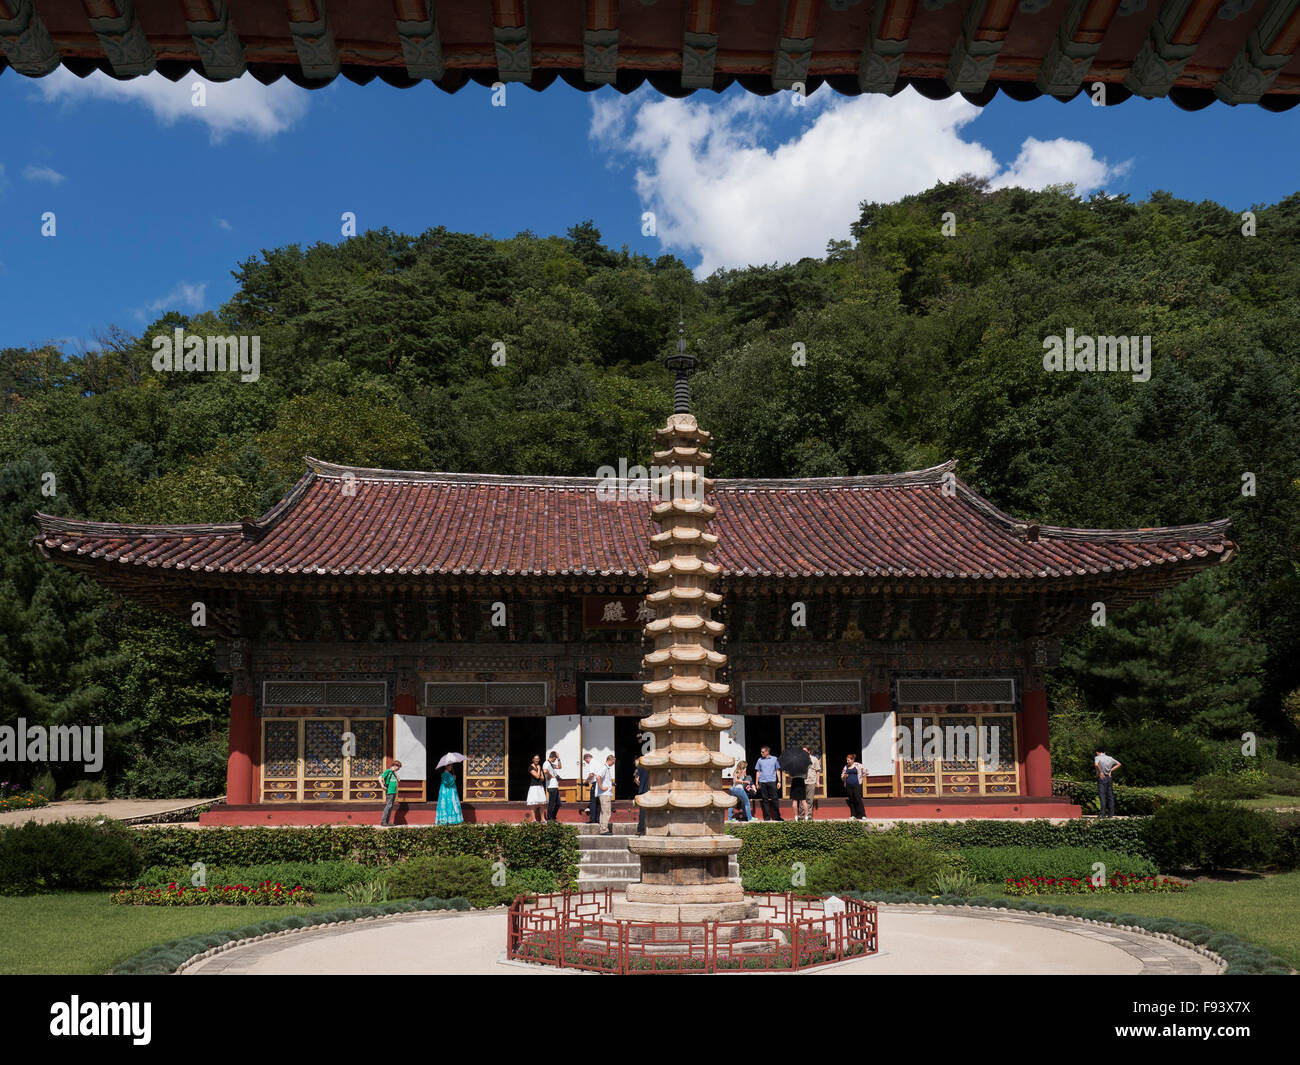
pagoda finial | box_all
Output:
[665,304,696,414]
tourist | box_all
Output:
[799,746,821,821]
[436,762,463,826]
[755,746,783,821]
[544,750,563,822]
[841,754,866,820]
[787,751,807,820]
[526,754,547,822]
[583,753,600,823]
[1094,747,1122,818]
[634,758,651,835]
[379,758,402,826]
[597,754,616,835]
[727,760,753,822]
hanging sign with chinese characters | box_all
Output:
[583,595,655,630]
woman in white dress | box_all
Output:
[525,754,547,822]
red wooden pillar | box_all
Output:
[1021,688,1051,796]
[227,693,257,805]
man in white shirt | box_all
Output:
[1094,748,1121,818]
[597,754,616,835]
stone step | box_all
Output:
[575,823,640,835]
[578,835,632,849]
[579,865,642,879]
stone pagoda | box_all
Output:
[613,323,752,923]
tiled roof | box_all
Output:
[32,458,1234,584]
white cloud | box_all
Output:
[590,87,1129,275]
[989,135,1131,191]
[23,165,66,185]
[134,281,208,321]
[215,217,233,231]
[33,69,310,143]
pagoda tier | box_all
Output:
[619,413,749,921]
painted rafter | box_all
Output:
[394,0,445,80]
[287,0,340,81]
[773,0,820,89]
[584,0,617,85]
[1216,0,1300,103]
[83,0,154,76]
[492,0,531,83]
[681,0,719,89]
[183,0,246,81]
[859,0,917,93]
[1037,0,1121,97]
[1125,0,1221,98]
[0,0,58,75]
[947,0,1019,93]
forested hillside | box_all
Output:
[3,177,1298,795]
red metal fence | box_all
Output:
[507,890,878,974]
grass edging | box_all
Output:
[110,896,478,975]
[843,890,1295,975]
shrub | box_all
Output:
[342,879,390,905]
[136,823,578,886]
[505,867,558,896]
[30,770,55,798]
[1203,737,1277,778]
[136,860,377,893]
[904,818,1154,859]
[1101,723,1209,786]
[805,830,959,894]
[726,821,871,871]
[0,789,49,813]
[1142,800,1276,871]
[740,865,806,892]
[1191,774,1268,800]
[383,855,506,907]
[932,869,978,896]
[119,734,228,799]
[0,817,144,894]
[60,780,109,802]
[1270,812,1300,870]
[958,846,1157,883]
[1052,778,1168,815]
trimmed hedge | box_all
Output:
[110,897,474,974]
[903,818,1155,859]
[137,860,378,893]
[385,855,505,907]
[958,846,1157,882]
[1052,778,1169,816]
[726,821,872,871]
[1142,800,1276,871]
[838,891,1292,975]
[807,832,959,894]
[136,823,578,886]
[0,818,144,894]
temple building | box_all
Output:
[32,453,1233,823]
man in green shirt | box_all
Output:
[380,759,402,826]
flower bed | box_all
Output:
[0,784,49,812]
[1004,874,1188,896]
[110,880,314,906]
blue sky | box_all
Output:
[2,65,1299,351]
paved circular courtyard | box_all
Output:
[183,904,1217,976]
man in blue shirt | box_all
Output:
[754,746,784,821]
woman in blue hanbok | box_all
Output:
[436,766,463,825]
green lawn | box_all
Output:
[982,871,1300,968]
[0,892,348,975]
[1142,784,1300,811]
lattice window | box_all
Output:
[263,720,298,778]
[466,719,506,775]
[743,680,861,706]
[585,681,646,706]
[743,681,804,706]
[489,682,547,706]
[325,682,386,706]
[265,682,326,705]
[897,678,1016,706]
[426,683,486,707]
[264,680,385,707]
[425,681,546,708]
